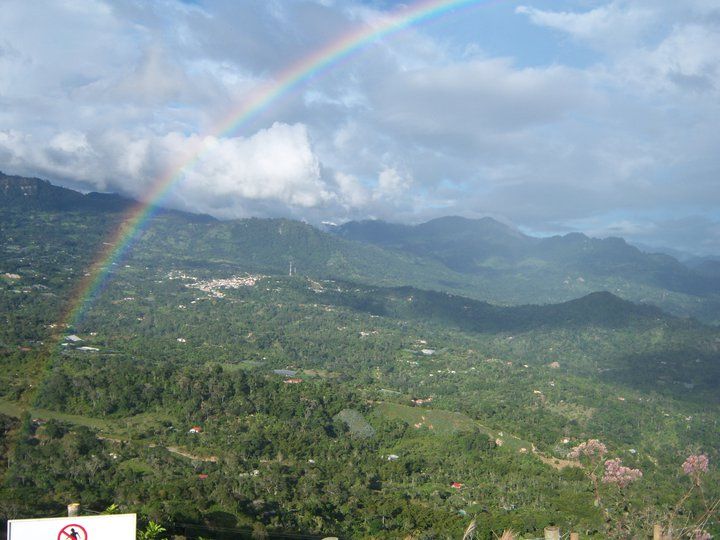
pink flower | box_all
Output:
[568,439,608,459]
[682,454,709,476]
[602,458,642,488]
[692,530,711,540]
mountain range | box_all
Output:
[332,216,720,321]
[2,171,719,323]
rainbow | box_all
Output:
[62,0,496,331]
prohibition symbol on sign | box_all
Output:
[57,524,88,540]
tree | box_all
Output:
[137,521,166,540]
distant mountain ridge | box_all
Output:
[0,172,215,222]
[2,172,719,323]
[334,217,720,321]
[318,284,669,334]
[0,171,133,212]
[335,216,534,273]
[335,216,685,281]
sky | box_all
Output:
[0,0,719,256]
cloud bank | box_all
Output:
[0,0,718,254]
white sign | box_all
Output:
[8,513,136,540]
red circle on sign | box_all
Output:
[58,523,88,540]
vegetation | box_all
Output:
[0,176,719,538]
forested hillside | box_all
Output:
[335,217,720,323]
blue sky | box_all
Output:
[0,0,719,255]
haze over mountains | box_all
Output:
[2,172,719,324]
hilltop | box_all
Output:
[0,171,133,212]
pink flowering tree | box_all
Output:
[664,454,716,539]
[567,439,608,507]
[568,439,644,537]
[602,458,643,488]
[691,530,712,540]
[600,457,643,537]
[682,454,709,485]
[568,443,718,538]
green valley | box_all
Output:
[0,175,718,538]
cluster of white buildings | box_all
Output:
[187,275,264,298]
[165,271,265,298]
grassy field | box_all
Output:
[0,398,171,440]
[334,408,375,438]
[216,360,265,371]
[118,458,156,475]
[374,401,531,451]
[301,368,338,379]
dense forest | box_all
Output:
[0,177,719,538]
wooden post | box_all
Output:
[654,524,673,540]
[67,503,80,517]
[544,526,560,540]
[570,533,579,540]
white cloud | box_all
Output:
[0,123,331,217]
[334,172,370,208]
[371,58,591,140]
[374,167,411,199]
[515,3,657,51]
[518,1,720,95]
[49,132,90,154]
[177,123,329,213]
[630,24,720,93]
